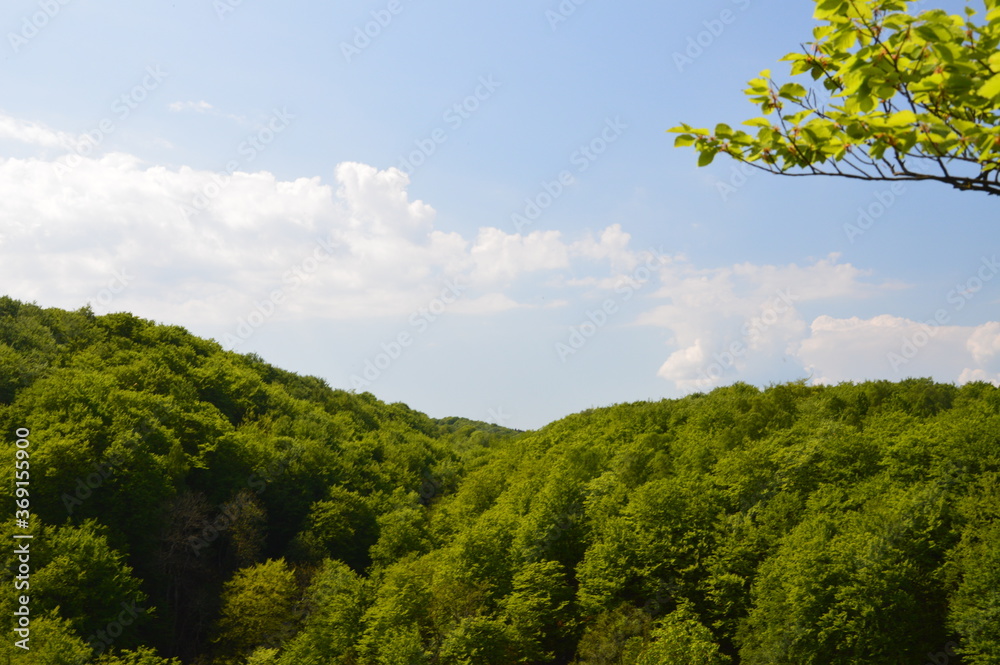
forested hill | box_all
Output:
[1,297,998,665]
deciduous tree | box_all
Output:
[671,0,1000,196]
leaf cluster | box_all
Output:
[670,0,1000,195]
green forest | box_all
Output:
[1,296,998,664]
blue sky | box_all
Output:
[1,0,997,429]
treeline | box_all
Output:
[0,297,997,664]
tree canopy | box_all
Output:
[1,297,999,662]
[670,0,1000,196]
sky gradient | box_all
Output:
[1,0,997,429]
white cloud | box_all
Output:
[451,293,524,315]
[640,255,873,390]
[167,101,248,124]
[169,100,214,113]
[657,340,708,387]
[334,161,435,239]
[3,112,996,391]
[797,315,1000,387]
[650,295,1000,391]
[0,115,638,330]
[958,368,1000,386]
[967,321,1000,364]
[569,224,636,273]
[469,228,570,283]
[0,114,76,148]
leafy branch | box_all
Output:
[670,0,1000,196]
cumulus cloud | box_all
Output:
[3,111,996,390]
[967,321,1000,365]
[569,224,636,273]
[0,114,639,329]
[798,315,1000,387]
[643,255,1000,392]
[639,256,874,390]
[469,228,570,283]
[0,114,78,149]
[958,368,1000,386]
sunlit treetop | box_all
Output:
[670,0,1000,196]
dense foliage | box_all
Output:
[1,297,998,663]
[670,0,1000,196]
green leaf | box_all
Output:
[885,110,918,127]
[978,72,1000,100]
[845,122,868,139]
[668,0,1000,195]
[778,83,808,100]
[814,0,847,20]
[914,25,941,42]
[790,59,813,76]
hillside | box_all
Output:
[1,297,998,664]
